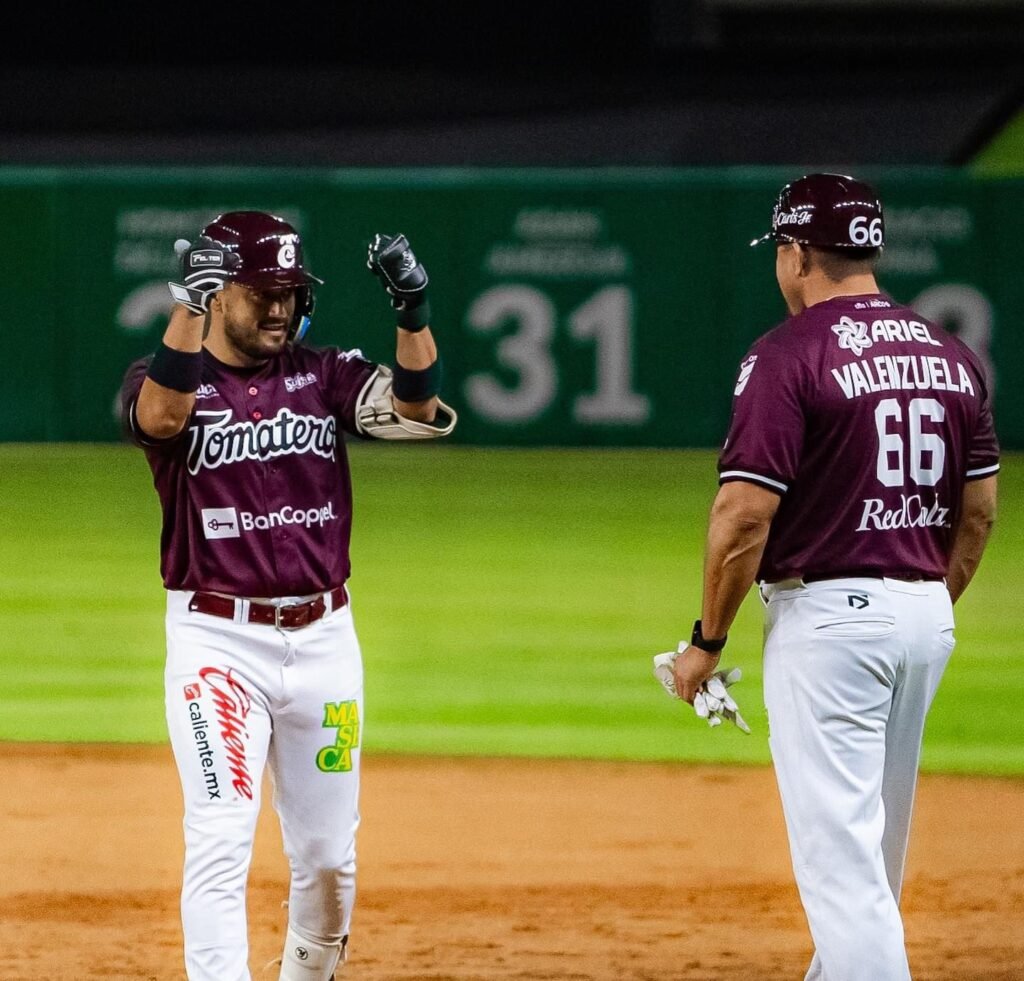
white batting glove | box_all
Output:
[652,650,680,700]
[167,236,236,315]
[652,650,751,734]
[699,669,751,733]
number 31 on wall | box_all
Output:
[464,284,651,425]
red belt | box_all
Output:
[188,586,348,629]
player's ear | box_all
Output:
[794,243,813,277]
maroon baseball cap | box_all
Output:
[750,173,885,249]
[201,211,323,289]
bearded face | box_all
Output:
[215,283,297,364]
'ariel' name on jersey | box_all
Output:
[832,355,975,401]
[187,408,336,474]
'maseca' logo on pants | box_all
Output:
[316,701,360,772]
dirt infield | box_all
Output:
[1,744,1022,980]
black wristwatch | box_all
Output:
[691,619,727,654]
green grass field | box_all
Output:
[1,443,1020,774]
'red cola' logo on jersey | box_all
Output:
[186,408,336,474]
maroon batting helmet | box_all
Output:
[200,211,323,342]
[750,173,885,250]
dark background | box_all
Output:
[3,0,1022,166]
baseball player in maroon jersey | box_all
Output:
[667,175,999,979]
[120,212,456,981]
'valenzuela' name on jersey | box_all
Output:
[832,355,975,400]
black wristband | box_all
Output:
[691,619,727,654]
[146,342,203,393]
[392,357,442,403]
[395,297,431,332]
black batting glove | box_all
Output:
[367,233,431,331]
[167,236,239,315]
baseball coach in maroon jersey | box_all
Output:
[120,212,456,981]
[668,175,998,980]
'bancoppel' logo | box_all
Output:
[277,234,298,268]
[832,316,873,356]
[190,249,224,267]
[202,507,241,539]
[734,355,758,396]
[202,502,339,538]
[242,502,338,531]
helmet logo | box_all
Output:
[776,210,813,228]
[277,235,298,269]
[191,250,224,267]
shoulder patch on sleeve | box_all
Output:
[734,355,758,396]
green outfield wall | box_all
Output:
[4,167,1021,447]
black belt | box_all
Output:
[801,572,943,584]
[188,586,348,629]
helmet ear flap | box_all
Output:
[289,284,316,343]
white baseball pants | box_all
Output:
[761,576,954,981]
[164,589,363,981]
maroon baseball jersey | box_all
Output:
[120,344,377,596]
[719,293,1000,582]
